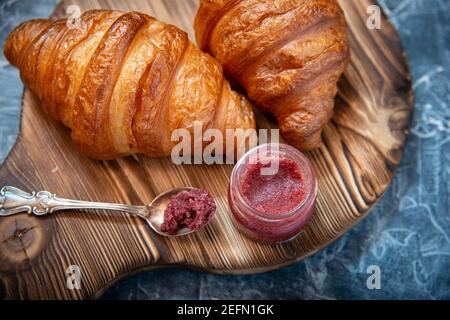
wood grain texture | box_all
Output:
[0,0,413,299]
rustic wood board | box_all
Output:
[0,0,413,299]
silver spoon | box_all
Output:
[0,186,208,237]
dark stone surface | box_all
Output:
[0,0,448,299]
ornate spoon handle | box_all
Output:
[0,186,148,218]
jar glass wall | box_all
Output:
[228,143,317,243]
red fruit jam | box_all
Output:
[228,143,317,243]
[161,188,216,234]
[240,158,305,215]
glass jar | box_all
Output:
[228,143,317,243]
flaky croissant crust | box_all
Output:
[4,10,255,159]
[195,0,350,150]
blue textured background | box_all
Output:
[0,0,448,299]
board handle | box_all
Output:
[0,186,148,217]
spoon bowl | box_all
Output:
[146,187,199,237]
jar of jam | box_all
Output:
[228,143,317,243]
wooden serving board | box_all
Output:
[0,0,413,299]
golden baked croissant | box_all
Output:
[4,10,255,160]
[195,0,350,150]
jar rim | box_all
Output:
[230,143,317,221]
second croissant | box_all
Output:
[195,0,350,150]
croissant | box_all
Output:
[195,0,350,150]
[4,10,255,160]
